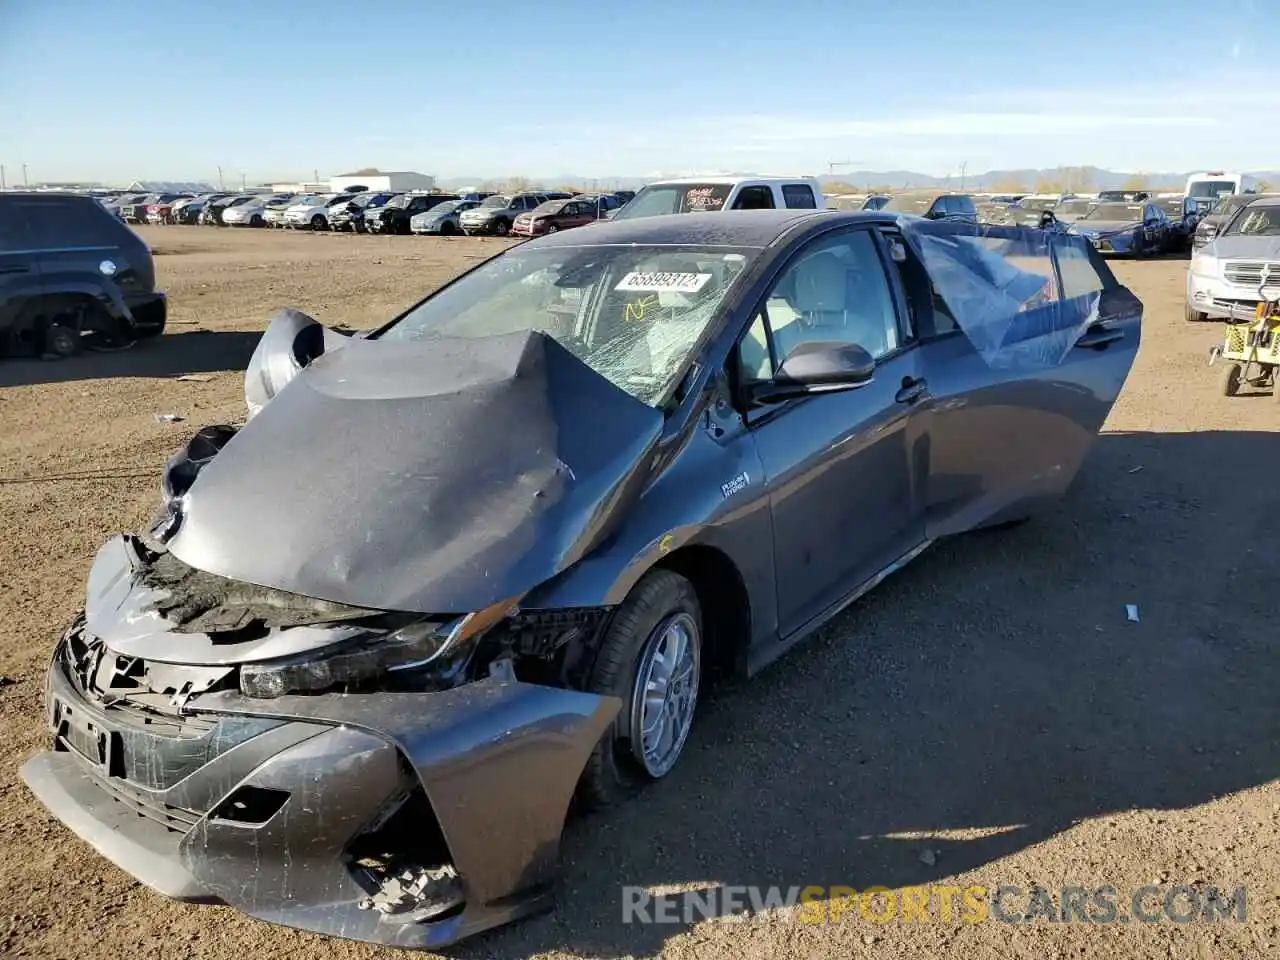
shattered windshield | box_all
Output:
[378,244,757,406]
[1223,206,1280,237]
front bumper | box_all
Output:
[460,217,501,234]
[1187,271,1267,320]
[124,291,167,335]
[22,636,618,949]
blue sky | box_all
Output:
[1,0,1276,184]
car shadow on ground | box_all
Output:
[458,428,1280,960]
[0,330,262,388]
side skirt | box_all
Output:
[746,539,934,676]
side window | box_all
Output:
[732,186,775,210]
[951,196,976,217]
[736,230,902,381]
[782,184,818,209]
[0,201,30,252]
[1055,241,1106,300]
[18,200,115,248]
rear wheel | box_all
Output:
[1220,361,1243,396]
[42,323,80,358]
[1185,303,1207,322]
[577,569,702,811]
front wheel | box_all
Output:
[547,224,559,233]
[440,221,457,236]
[493,219,511,237]
[1220,361,1243,397]
[577,569,702,811]
[1185,303,1207,322]
[250,215,264,227]
[310,214,326,231]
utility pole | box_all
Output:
[217,165,224,190]
[959,160,967,190]
[22,163,29,187]
[1,165,6,190]
[313,168,319,186]
[827,159,862,177]
[241,172,246,191]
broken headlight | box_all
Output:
[238,599,517,699]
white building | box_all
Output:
[328,171,435,194]
[270,181,328,194]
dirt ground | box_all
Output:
[0,226,1276,960]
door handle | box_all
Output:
[1075,328,1125,350]
[895,377,928,404]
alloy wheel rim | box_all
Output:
[629,612,699,777]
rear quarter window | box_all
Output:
[16,199,124,249]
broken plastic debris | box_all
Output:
[918,849,937,866]
[1128,465,1144,474]
[1126,604,1140,623]
[355,863,464,923]
[176,374,214,383]
[154,414,185,423]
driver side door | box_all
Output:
[738,226,928,641]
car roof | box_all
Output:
[1243,195,1280,208]
[528,209,883,249]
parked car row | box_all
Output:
[134,188,638,236]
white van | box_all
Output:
[612,176,827,220]
[1184,172,1261,200]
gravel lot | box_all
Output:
[1,226,1276,960]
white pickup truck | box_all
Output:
[612,176,826,220]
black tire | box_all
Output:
[1220,362,1243,397]
[494,218,511,237]
[440,221,457,236]
[1185,303,1207,322]
[577,568,702,811]
[547,224,559,233]
[310,214,326,231]
[43,323,80,358]
[250,214,264,227]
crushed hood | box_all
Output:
[167,328,664,614]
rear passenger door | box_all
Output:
[892,227,1141,535]
[736,226,927,639]
[0,198,42,338]
[731,186,776,210]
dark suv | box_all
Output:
[0,192,167,358]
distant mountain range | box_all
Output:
[436,167,1280,192]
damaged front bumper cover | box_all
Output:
[21,643,618,949]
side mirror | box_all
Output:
[748,341,875,404]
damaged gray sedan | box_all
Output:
[21,210,1142,948]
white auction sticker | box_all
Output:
[615,271,712,294]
